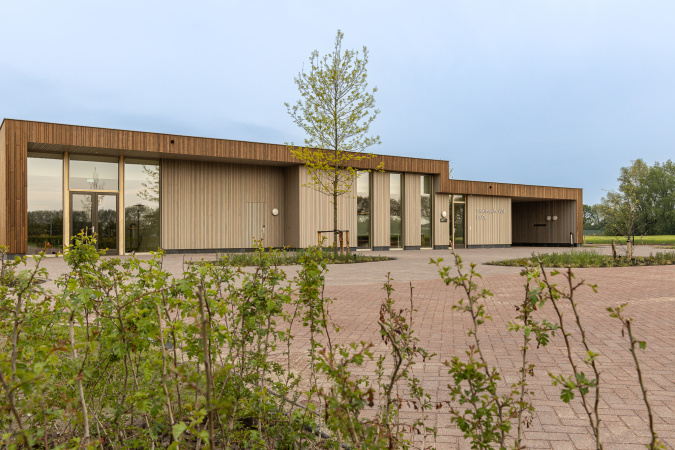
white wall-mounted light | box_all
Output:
[546,215,552,221]
[553,215,558,221]
[441,210,448,218]
[272,208,279,216]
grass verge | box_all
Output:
[583,235,675,245]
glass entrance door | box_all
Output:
[453,202,466,249]
[71,193,118,255]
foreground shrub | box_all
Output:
[0,237,668,449]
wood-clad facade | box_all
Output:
[512,200,578,246]
[160,160,286,250]
[466,196,513,247]
[1,119,583,254]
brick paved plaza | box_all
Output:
[34,245,675,449]
[313,246,675,449]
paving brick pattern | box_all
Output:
[31,246,675,449]
[280,247,675,449]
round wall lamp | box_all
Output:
[553,215,558,221]
[441,210,448,218]
[272,208,279,216]
[546,215,552,221]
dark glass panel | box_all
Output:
[125,160,160,253]
[420,175,432,248]
[27,153,63,254]
[70,155,119,190]
[71,193,94,239]
[356,171,371,249]
[390,173,402,248]
[454,203,466,248]
[97,195,118,252]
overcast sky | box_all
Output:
[2,0,674,204]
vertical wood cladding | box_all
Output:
[433,176,450,248]
[160,160,285,250]
[512,200,577,245]
[372,171,390,248]
[0,119,584,252]
[296,166,357,248]
[403,173,421,247]
[466,196,512,246]
[0,122,6,248]
[283,166,301,248]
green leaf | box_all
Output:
[172,422,187,441]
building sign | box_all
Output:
[476,208,505,220]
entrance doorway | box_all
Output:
[450,195,466,249]
[453,203,466,248]
[71,193,119,254]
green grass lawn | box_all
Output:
[583,235,675,245]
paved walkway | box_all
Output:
[28,245,675,448]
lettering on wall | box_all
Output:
[476,208,505,220]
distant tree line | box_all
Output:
[584,159,675,236]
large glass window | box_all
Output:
[421,175,432,248]
[70,155,119,190]
[390,173,402,248]
[27,153,64,255]
[125,159,160,253]
[356,171,371,249]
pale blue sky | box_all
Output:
[2,0,674,204]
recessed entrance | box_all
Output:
[450,195,466,249]
[70,192,119,255]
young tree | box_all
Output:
[583,204,604,230]
[600,161,645,240]
[286,30,382,249]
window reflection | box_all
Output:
[125,160,160,253]
[390,173,402,248]
[70,155,119,190]
[356,171,371,249]
[27,153,63,254]
[421,175,432,248]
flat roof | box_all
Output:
[2,118,581,200]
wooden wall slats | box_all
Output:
[283,166,301,248]
[372,171,389,247]
[512,200,577,244]
[160,160,284,250]
[433,176,450,248]
[466,196,512,246]
[0,119,585,252]
[296,166,357,248]
[403,173,421,247]
[0,122,6,247]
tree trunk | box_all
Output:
[333,186,338,256]
[611,240,617,259]
[627,239,633,260]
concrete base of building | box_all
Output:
[404,245,421,250]
[372,246,390,251]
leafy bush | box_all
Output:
[0,236,667,449]
[193,248,391,267]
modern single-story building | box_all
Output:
[0,119,583,256]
